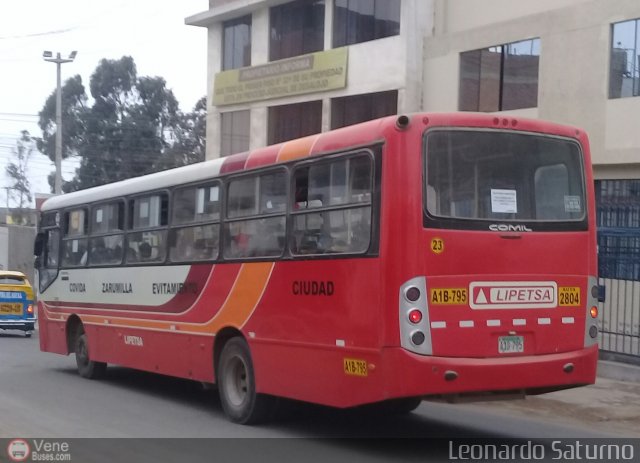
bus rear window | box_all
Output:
[425,130,586,226]
[0,275,25,285]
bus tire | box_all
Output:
[384,397,423,414]
[217,337,274,425]
[75,333,107,379]
[361,397,423,415]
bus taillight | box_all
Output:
[405,287,421,302]
[408,309,422,324]
[590,306,598,318]
[411,331,426,346]
[400,277,432,355]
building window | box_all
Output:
[333,0,400,47]
[459,38,540,112]
[223,15,251,70]
[268,101,322,144]
[221,110,250,156]
[331,90,397,129]
[270,0,325,61]
[610,19,640,99]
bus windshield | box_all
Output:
[425,129,586,227]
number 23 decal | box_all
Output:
[431,237,444,254]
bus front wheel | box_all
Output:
[217,337,274,424]
[74,333,107,379]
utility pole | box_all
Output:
[43,50,77,195]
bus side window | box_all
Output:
[224,170,287,259]
[291,153,373,255]
[61,208,88,267]
[45,229,60,268]
[126,194,168,264]
[426,184,438,214]
[127,231,166,263]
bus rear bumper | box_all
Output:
[0,318,37,332]
[381,344,598,400]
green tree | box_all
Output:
[5,130,35,223]
[153,96,207,170]
[38,56,205,192]
[37,74,87,165]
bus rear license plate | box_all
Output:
[559,287,581,306]
[430,288,468,305]
[343,358,368,377]
[498,336,524,354]
[0,303,22,315]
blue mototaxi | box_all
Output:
[0,271,36,338]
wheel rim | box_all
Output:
[223,355,249,407]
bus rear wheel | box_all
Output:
[217,337,274,424]
[75,333,107,379]
[360,397,423,415]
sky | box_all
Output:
[0,0,208,208]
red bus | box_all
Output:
[35,113,599,424]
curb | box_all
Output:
[597,360,640,383]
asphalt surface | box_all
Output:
[0,329,636,462]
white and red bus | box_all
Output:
[35,113,599,424]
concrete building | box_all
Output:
[187,0,431,157]
[187,0,640,360]
[187,0,640,179]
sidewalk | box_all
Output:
[467,361,640,437]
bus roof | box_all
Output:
[0,270,27,278]
[40,112,585,212]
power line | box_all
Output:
[0,112,39,118]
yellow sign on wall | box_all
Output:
[213,48,348,106]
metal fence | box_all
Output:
[596,179,640,362]
[598,229,640,361]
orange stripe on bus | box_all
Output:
[199,262,274,332]
[276,134,319,162]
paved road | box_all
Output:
[0,330,631,462]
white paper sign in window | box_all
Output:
[491,189,518,214]
[197,188,205,214]
[140,202,149,219]
[564,195,581,213]
[210,186,219,202]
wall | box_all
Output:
[437,0,591,35]
[0,227,7,270]
[0,226,36,282]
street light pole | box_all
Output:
[43,50,77,195]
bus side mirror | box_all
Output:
[598,285,606,303]
[34,233,45,256]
